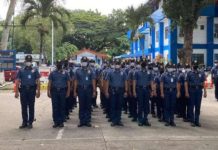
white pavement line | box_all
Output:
[56,128,64,140]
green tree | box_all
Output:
[56,42,78,60]
[20,0,69,63]
[162,0,215,64]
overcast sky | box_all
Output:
[0,0,148,20]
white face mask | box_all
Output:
[136,65,141,69]
[153,67,158,71]
[81,62,88,67]
[115,65,120,69]
[182,69,186,73]
[186,68,191,72]
[168,68,174,72]
[90,63,95,67]
[111,65,115,69]
[130,63,135,67]
[26,62,32,67]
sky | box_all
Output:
[0,0,148,20]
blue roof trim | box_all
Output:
[200,5,218,17]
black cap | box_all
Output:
[89,59,95,63]
[81,56,89,62]
[56,60,62,65]
[25,55,32,62]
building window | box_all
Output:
[200,25,204,30]
[192,54,204,65]
[179,28,184,37]
[165,26,169,39]
[214,24,218,38]
[156,31,159,42]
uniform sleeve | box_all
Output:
[185,72,190,82]
[74,70,79,80]
[48,72,53,81]
[16,70,21,80]
[132,71,137,80]
[105,72,110,81]
[160,74,165,82]
[35,69,40,79]
[123,72,127,81]
[91,71,96,80]
[66,72,70,81]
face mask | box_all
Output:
[115,65,120,69]
[111,65,115,69]
[126,65,129,68]
[90,63,95,67]
[186,68,191,72]
[182,69,186,73]
[81,62,88,67]
[168,68,174,72]
[26,62,32,67]
[130,63,135,67]
[153,67,158,71]
[136,65,141,69]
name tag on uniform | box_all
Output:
[28,75,32,79]
[86,76,88,80]
[171,78,174,83]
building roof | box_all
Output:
[73,48,108,59]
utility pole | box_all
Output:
[51,21,54,66]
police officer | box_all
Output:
[160,63,180,127]
[47,60,71,128]
[74,57,97,127]
[211,60,218,101]
[105,59,128,126]
[15,55,40,129]
[185,61,207,127]
[133,60,155,126]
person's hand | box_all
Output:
[36,90,40,98]
[185,92,189,98]
[92,91,96,98]
[177,92,181,98]
[15,92,19,98]
[105,92,109,98]
[161,93,164,99]
[124,92,128,98]
[133,92,137,98]
[204,91,207,98]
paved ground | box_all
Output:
[0,89,218,150]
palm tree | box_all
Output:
[125,4,153,41]
[20,0,69,63]
[0,0,17,50]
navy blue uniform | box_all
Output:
[106,69,127,124]
[16,67,40,125]
[49,70,70,125]
[211,66,218,100]
[133,69,153,124]
[161,72,178,124]
[185,70,206,125]
[75,68,96,124]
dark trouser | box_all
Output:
[100,92,105,109]
[188,89,202,124]
[78,86,93,124]
[110,88,124,124]
[129,96,137,119]
[164,90,176,123]
[180,94,189,120]
[122,97,128,113]
[215,83,218,100]
[155,95,164,120]
[150,96,157,115]
[20,86,36,125]
[137,87,150,124]
[51,88,66,125]
[65,96,71,118]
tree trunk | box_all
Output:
[183,25,194,65]
[0,0,17,50]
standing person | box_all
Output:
[133,60,155,126]
[15,55,41,129]
[185,61,207,127]
[47,60,71,128]
[211,60,218,101]
[160,63,181,127]
[105,60,128,126]
[74,57,97,127]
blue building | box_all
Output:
[126,0,218,66]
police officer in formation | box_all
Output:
[211,60,218,101]
[15,55,41,129]
[47,60,71,128]
[74,57,97,127]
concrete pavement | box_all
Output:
[0,89,218,150]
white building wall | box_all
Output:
[214,18,218,44]
[163,18,169,46]
[177,16,207,44]
[155,23,160,48]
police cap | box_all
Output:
[81,56,89,62]
[25,55,32,62]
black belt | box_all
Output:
[189,85,202,90]
[21,85,36,90]
[78,85,92,89]
[164,87,176,92]
[51,87,67,91]
[137,85,150,90]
